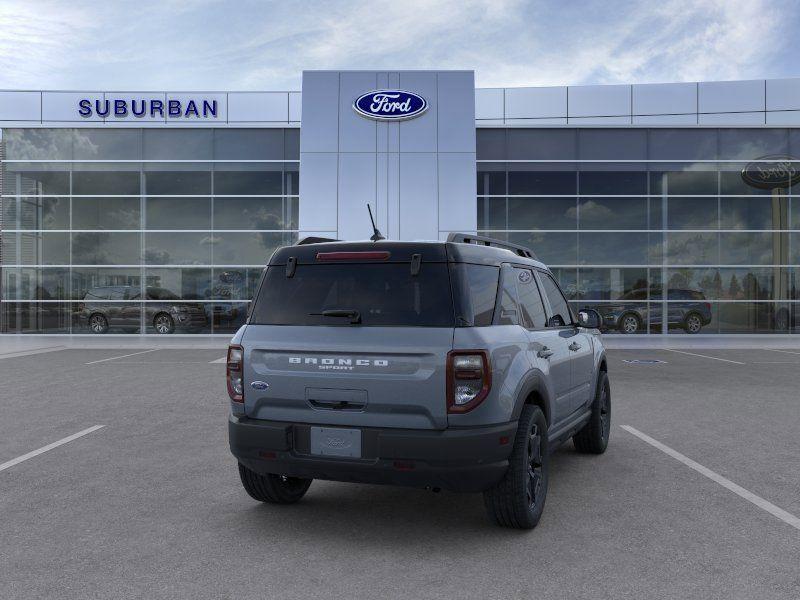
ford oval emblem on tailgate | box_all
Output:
[250,381,269,390]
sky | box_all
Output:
[0,0,798,91]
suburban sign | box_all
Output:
[78,98,219,119]
[741,155,800,190]
[352,90,428,121]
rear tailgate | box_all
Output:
[242,326,452,429]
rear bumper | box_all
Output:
[229,415,517,493]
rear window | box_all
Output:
[250,263,454,327]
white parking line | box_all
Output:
[85,349,158,365]
[621,425,800,531]
[0,425,105,473]
[210,356,227,364]
[663,349,745,365]
[763,348,800,356]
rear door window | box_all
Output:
[250,263,454,327]
[514,268,547,329]
[539,272,573,327]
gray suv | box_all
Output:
[228,234,610,529]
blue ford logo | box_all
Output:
[250,381,269,390]
[353,90,428,121]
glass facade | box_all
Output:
[0,128,298,334]
[478,128,800,334]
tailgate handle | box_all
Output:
[306,388,367,411]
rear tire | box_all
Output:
[238,463,312,504]
[683,313,703,334]
[88,313,108,334]
[153,313,175,334]
[573,371,611,454]
[483,405,549,529]
[618,313,641,334]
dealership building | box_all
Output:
[1,70,799,335]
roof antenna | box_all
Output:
[367,204,385,241]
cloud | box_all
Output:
[0,0,795,91]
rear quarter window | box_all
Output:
[450,264,499,326]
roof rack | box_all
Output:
[446,233,536,259]
[296,236,339,245]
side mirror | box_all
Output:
[578,309,601,329]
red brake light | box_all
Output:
[447,350,491,414]
[316,251,390,261]
[227,344,244,402]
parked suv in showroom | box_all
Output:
[585,287,712,334]
[227,234,610,529]
[77,286,207,334]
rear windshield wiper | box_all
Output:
[310,309,362,324]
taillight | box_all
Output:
[227,344,244,402]
[447,350,491,413]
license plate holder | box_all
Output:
[310,427,362,458]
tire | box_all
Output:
[618,313,641,334]
[238,463,312,504]
[88,313,108,334]
[573,371,611,454]
[153,313,175,334]
[683,312,703,334]
[483,405,549,529]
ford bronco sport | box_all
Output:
[228,233,610,529]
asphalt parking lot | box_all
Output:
[1,346,799,599]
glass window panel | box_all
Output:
[213,170,282,195]
[1,232,69,265]
[71,268,142,300]
[211,232,295,265]
[213,197,285,230]
[650,197,663,230]
[507,197,576,230]
[514,268,547,328]
[477,197,506,230]
[71,232,141,265]
[143,129,212,160]
[213,129,284,160]
[718,128,788,160]
[497,268,520,326]
[648,129,717,161]
[209,302,250,334]
[284,129,299,159]
[578,268,649,300]
[1,302,72,333]
[579,171,647,195]
[716,268,783,300]
[73,171,140,195]
[2,129,74,160]
[1,197,17,228]
[578,197,647,230]
[720,195,785,230]
[285,168,299,196]
[667,197,718,230]
[145,171,211,195]
[508,171,575,195]
[665,268,720,300]
[476,129,506,160]
[5,170,70,195]
[720,232,782,265]
[72,197,140,230]
[651,170,717,196]
[538,272,572,326]
[720,171,771,196]
[74,301,142,334]
[210,268,264,301]
[145,197,211,230]
[714,302,786,334]
[578,130,647,161]
[72,129,142,160]
[507,129,575,160]
[666,232,719,265]
[578,233,650,265]
[477,170,506,196]
[502,232,577,266]
[2,267,69,300]
[144,232,212,265]
[19,196,70,230]
[144,268,212,300]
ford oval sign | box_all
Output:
[353,90,428,121]
[741,155,800,190]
